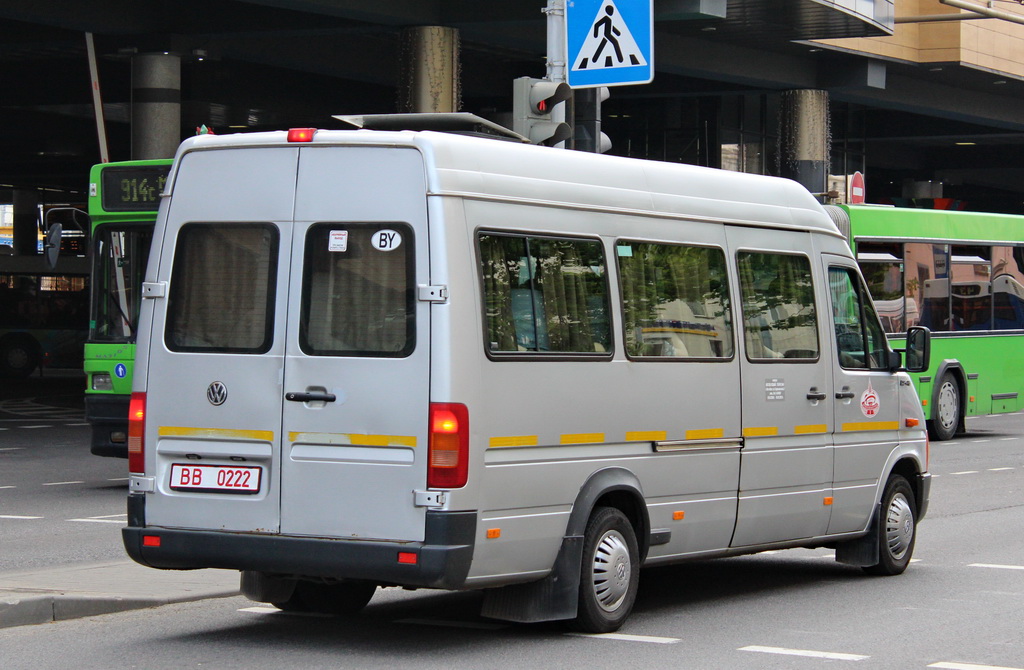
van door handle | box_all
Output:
[835,388,856,400]
[285,391,337,403]
[806,388,827,401]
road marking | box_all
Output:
[950,471,979,475]
[0,485,15,490]
[740,645,868,661]
[108,477,130,482]
[42,480,85,486]
[69,514,128,524]
[999,437,1017,441]
[69,518,126,524]
[66,422,90,426]
[567,632,680,644]
[988,467,1014,472]
[239,606,280,614]
[21,425,53,429]
[969,439,990,443]
[0,514,43,519]
[929,663,1024,670]
[238,606,332,618]
[397,618,509,630]
[0,447,24,451]
[969,563,1024,571]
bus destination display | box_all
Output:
[101,166,171,212]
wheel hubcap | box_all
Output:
[883,492,914,560]
[591,530,631,612]
[937,381,958,431]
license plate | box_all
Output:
[169,464,262,494]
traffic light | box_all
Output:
[574,86,612,154]
[513,77,572,146]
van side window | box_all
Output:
[617,241,733,359]
[479,233,611,355]
[828,266,889,370]
[166,223,277,353]
[300,223,414,358]
[737,251,819,360]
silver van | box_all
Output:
[124,116,931,632]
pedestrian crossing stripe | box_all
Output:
[571,0,648,72]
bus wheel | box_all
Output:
[273,580,376,615]
[0,336,40,378]
[864,475,917,576]
[928,373,960,441]
[569,506,639,633]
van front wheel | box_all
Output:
[569,506,639,633]
[863,475,917,576]
[273,579,376,615]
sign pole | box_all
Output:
[544,0,567,83]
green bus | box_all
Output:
[827,204,1024,441]
[86,159,171,457]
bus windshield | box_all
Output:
[91,223,154,341]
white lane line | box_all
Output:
[0,447,24,451]
[108,477,130,482]
[950,471,979,475]
[567,632,680,644]
[238,606,332,618]
[929,662,1024,670]
[66,423,90,426]
[740,645,868,661]
[0,485,16,490]
[42,480,85,486]
[239,606,280,614]
[969,439,990,443]
[68,518,126,524]
[396,618,509,630]
[999,437,1017,441]
[20,425,53,429]
[969,563,1024,571]
[0,514,43,519]
[988,467,1014,472]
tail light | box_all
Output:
[428,403,469,488]
[128,392,146,474]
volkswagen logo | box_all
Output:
[206,381,228,406]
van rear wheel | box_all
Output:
[273,580,376,615]
[569,506,639,633]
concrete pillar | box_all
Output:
[132,53,181,159]
[779,89,830,197]
[398,27,460,113]
[12,189,40,256]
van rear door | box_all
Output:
[144,143,431,542]
[279,146,431,541]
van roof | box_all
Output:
[172,128,839,236]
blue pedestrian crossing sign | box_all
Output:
[566,0,653,88]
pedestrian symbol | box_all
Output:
[565,0,653,88]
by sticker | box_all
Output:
[372,229,402,251]
[328,230,349,252]
[860,381,880,418]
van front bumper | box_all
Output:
[122,494,476,590]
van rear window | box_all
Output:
[299,223,414,357]
[166,223,278,353]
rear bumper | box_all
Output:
[85,394,129,458]
[122,494,476,589]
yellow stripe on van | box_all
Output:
[158,426,274,441]
[686,428,724,440]
[489,435,539,448]
[743,426,779,437]
[626,430,667,442]
[287,431,417,447]
[794,424,828,434]
[841,421,900,432]
[561,433,605,445]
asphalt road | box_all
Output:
[1,374,1023,669]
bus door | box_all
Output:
[728,228,834,546]
[822,255,901,534]
[278,146,431,541]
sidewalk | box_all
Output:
[0,560,239,629]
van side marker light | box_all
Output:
[397,552,418,565]
[823,497,834,506]
[906,418,920,428]
[486,528,501,539]
[143,536,161,547]
[672,511,685,521]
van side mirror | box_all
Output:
[903,326,930,373]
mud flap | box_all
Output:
[480,535,583,623]
[835,504,880,567]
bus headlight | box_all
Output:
[91,373,113,391]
